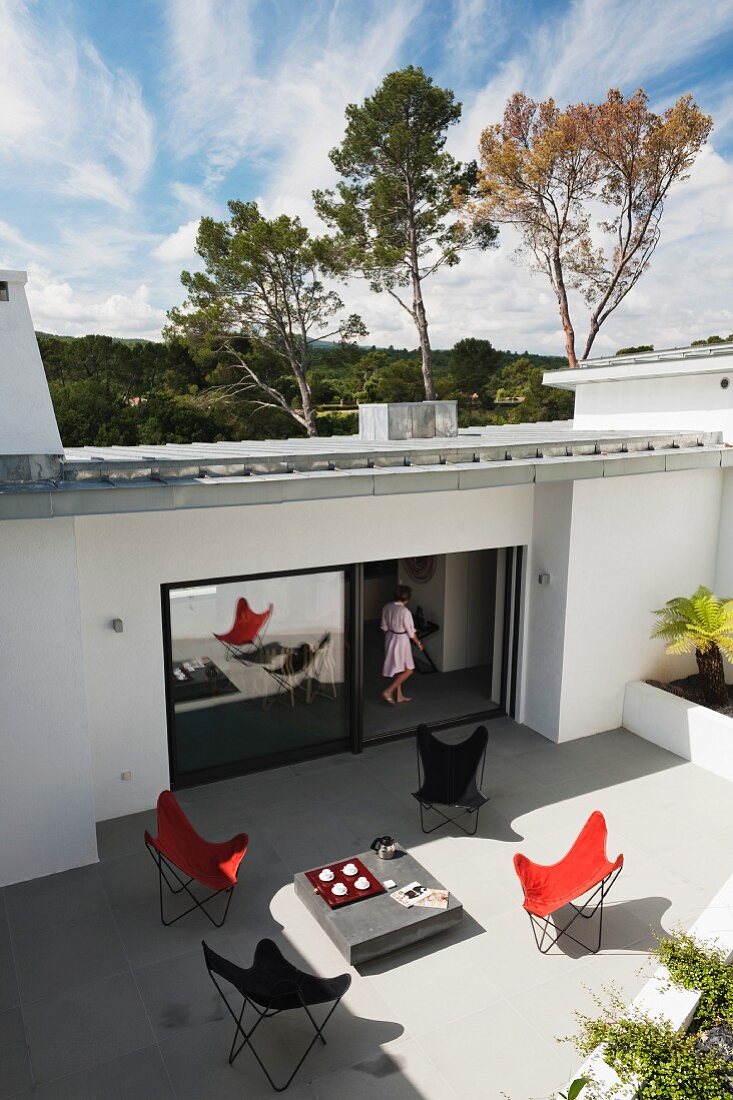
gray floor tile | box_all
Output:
[0,944,18,1013]
[24,972,155,1084]
[415,1000,569,1100]
[31,1045,174,1099]
[159,1015,306,1099]
[134,945,233,1041]
[111,900,230,970]
[311,1037,460,1100]
[0,894,9,946]
[0,1007,31,1099]
[96,811,157,862]
[13,914,127,1003]
[9,725,733,1099]
[5,866,108,937]
[98,852,160,912]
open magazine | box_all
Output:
[390,881,449,910]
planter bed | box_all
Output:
[623,680,733,785]
[559,863,733,1097]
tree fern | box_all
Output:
[652,586,733,705]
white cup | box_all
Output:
[355,877,370,890]
[331,883,348,896]
[342,863,358,876]
[319,868,334,882]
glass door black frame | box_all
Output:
[357,546,524,747]
[161,548,525,788]
[162,563,359,789]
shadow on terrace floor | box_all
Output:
[4,719,729,1099]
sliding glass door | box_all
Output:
[163,567,352,785]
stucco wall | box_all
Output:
[0,518,97,885]
[0,272,63,456]
[715,468,733,596]
[558,468,723,740]
[573,371,733,441]
[75,483,534,821]
[522,481,574,741]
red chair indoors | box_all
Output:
[514,811,623,954]
[214,597,273,663]
[144,791,248,927]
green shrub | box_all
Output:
[570,934,733,1098]
[655,932,733,1027]
[574,1010,729,1098]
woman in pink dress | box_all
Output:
[380,585,424,705]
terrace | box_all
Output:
[2,718,732,1100]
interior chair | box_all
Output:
[513,810,624,954]
[144,791,248,927]
[412,723,489,835]
[202,938,350,1092]
[214,597,273,663]
[262,632,335,709]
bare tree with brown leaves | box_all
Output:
[460,89,712,367]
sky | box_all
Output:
[1,0,732,358]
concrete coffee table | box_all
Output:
[294,842,463,965]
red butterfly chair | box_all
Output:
[144,791,248,927]
[214,597,273,663]
[514,811,623,954]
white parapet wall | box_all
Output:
[623,680,733,785]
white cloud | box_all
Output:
[59,162,134,211]
[3,0,733,352]
[0,4,154,203]
[26,266,167,339]
[152,219,201,263]
[163,0,421,213]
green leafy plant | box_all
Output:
[575,1011,729,1098]
[570,934,733,1098]
[655,932,733,1027]
[651,586,733,706]
[558,1077,588,1099]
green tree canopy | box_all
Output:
[166,201,366,437]
[371,359,424,403]
[314,66,497,401]
[450,337,501,394]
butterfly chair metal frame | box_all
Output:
[262,633,335,710]
[413,724,489,836]
[144,791,247,928]
[144,842,236,928]
[514,810,624,955]
[203,939,350,1093]
[526,862,624,955]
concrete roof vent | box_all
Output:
[0,269,63,483]
[359,401,458,441]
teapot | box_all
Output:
[371,835,397,860]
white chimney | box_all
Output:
[0,270,63,481]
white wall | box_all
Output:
[75,483,534,821]
[0,271,63,456]
[715,468,733,596]
[573,371,733,440]
[441,551,496,672]
[522,482,574,741]
[557,468,723,740]
[0,518,97,886]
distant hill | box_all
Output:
[35,331,567,368]
[36,331,155,347]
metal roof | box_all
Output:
[544,343,733,390]
[0,421,726,521]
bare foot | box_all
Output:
[396,695,412,703]
[382,691,396,706]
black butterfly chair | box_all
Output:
[202,939,351,1092]
[412,724,489,835]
